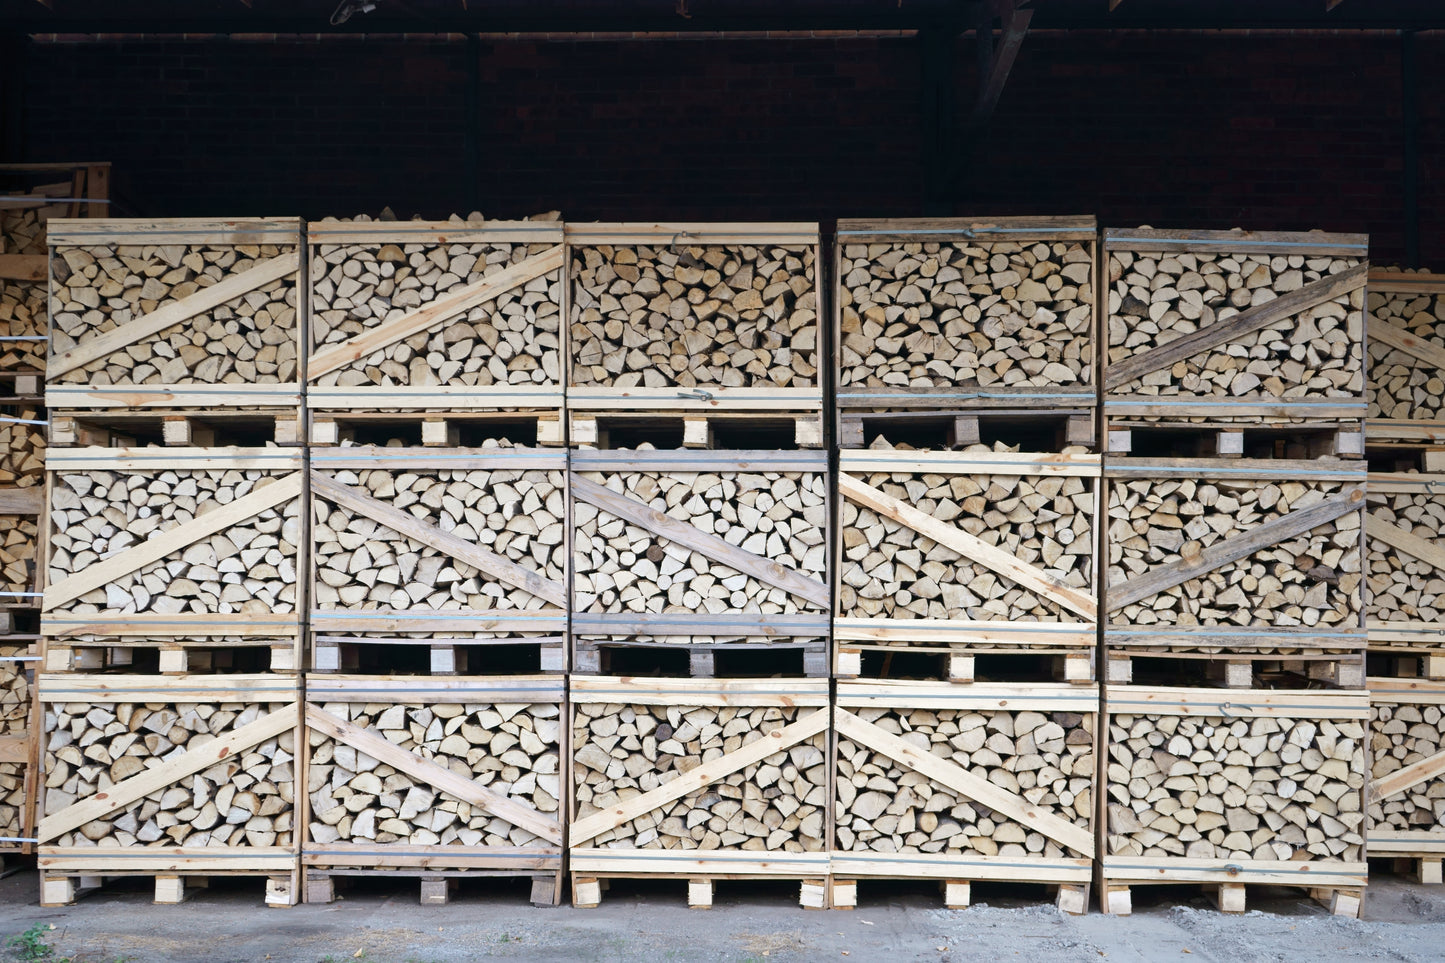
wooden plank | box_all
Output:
[309,471,565,607]
[0,734,29,765]
[304,705,562,846]
[1106,457,1363,481]
[835,216,1096,243]
[37,704,298,843]
[569,677,828,707]
[1370,748,1445,801]
[569,707,828,846]
[307,245,564,379]
[1370,317,1445,371]
[564,223,818,246]
[568,849,828,876]
[1366,832,1445,855]
[38,848,295,872]
[1103,228,1368,258]
[1370,270,1445,294]
[834,709,1093,856]
[1105,264,1368,390]
[308,220,562,245]
[1105,685,1370,719]
[572,449,826,473]
[47,252,300,379]
[564,386,822,411]
[1107,485,1364,610]
[43,472,303,610]
[571,474,829,609]
[39,673,297,703]
[840,450,1099,477]
[306,675,563,705]
[0,487,43,514]
[572,612,829,637]
[45,217,301,247]
[309,611,565,634]
[1100,856,1367,888]
[837,681,1098,714]
[834,618,1095,647]
[839,472,1096,620]
[306,385,563,409]
[827,852,1091,882]
[46,447,302,471]
[1366,513,1445,573]
[0,254,46,281]
[42,612,297,638]
[45,385,301,409]
[303,843,559,870]
[311,447,565,471]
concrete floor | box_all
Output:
[2,868,1445,963]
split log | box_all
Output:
[570,243,818,389]
[0,514,39,596]
[306,698,560,847]
[838,240,1094,390]
[572,700,827,852]
[0,207,48,371]
[1367,270,1445,422]
[1107,712,1365,861]
[1367,483,1445,626]
[1369,698,1445,835]
[0,407,46,487]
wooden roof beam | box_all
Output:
[971,1,1033,127]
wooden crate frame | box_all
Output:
[1103,228,1369,426]
[830,680,1096,913]
[308,446,567,675]
[1366,471,1445,678]
[1100,685,1370,917]
[45,218,304,429]
[835,449,1100,683]
[566,223,825,449]
[1366,677,1445,883]
[41,447,305,673]
[1366,269,1445,445]
[301,675,565,906]
[570,449,831,674]
[834,217,1099,441]
[35,673,301,906]
[568,677,831,909]
[1103,457,1367,688]
[307,220,566,447]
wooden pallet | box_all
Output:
[567,222,825,450]
[0,370,42,402]
[42,447,304,671]
[832,681,1095,914]
[838,405,1095,453]
[1103,228,1368,427]
[49,408,302,448]
[310,409,563,448]
[46,218,305,421]
[834,217,1098,440]
[1105,418,1363,459]
[1103,635,1365,689]
[836,450,1098,683]
[309,446,567,674]
[1101,686,1369,918]
[305,868,563,906]
[571,613,830,678]
[569,677,830,908]
[35,674,301,906]
[301,676,564,905]
[1367,269,1445,439]
[1366,677,1445,885]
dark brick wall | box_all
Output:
[12,30,1439,265]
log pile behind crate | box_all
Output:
[35,674,301,906]
[307,217,566,447]
[1367,678,1445,884]
[834,217,1097,449]
[835,448,1099,683]
[46,218,304,442]
[308,445,568,675]
[568,677,830,909]
[830,681,1095,912]
[1100,686,1370,917]
[42,447,305,674]
[1366,269,1445,446]
[570,448,830,677]
[566,224,824,448]
[302,676,565,906]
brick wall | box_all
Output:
[12,30,1438,266]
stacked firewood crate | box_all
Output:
[1100,228,1371,916]
[1363,267,1445,884]
[830,217,1101,910]
[565,223,832,907]
[301,216,569,908]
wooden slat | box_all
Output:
[1105,263,1368,390]
[839,472,1096,620]
[306,674,562,705]
[564,386,822,410]
[311,447,565,471]
[38,673,297,703]
[1366,513,1445,572]
[309,471,565,607]
[570,474,829,609]
[828,852,1091,882]
[568,677,828,707]
[1366,832,1445,855]
[47,252,300,379]
[43,472,303,610]
[308,220,562,245]
[0,254,46,281]
[1369,270,1445,294]
[564,222,818,246]
[45,217,300,247]
[1100,856,1367,888]
[1105,685,1370,719]
[303,843,559,870]
[840,450,1100,477]
[45,385,301,409]
[0,487,43,514]
[37,704,298,843]
[569,849,827,876]
[1370,748,1445,801]
[307,385,562,409]
[304,705,561,846]
[46,447,302,471]
[837,681,1098,714]
[309,611,565,635]
[834,618,1095,647]
[568,707,828,846]
[834,709,1093,856]
[1369,317,1445,371]
[0,734,29,765]
[307,245,564,379]
[38,848,295,872]
[1106,457,1362,481]
[42,612,297,638]
[1104,227,1368,258]
[835,216,1096,243]
[1107,485,1364,610]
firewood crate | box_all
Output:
[307,218,566,448]
[834,217,1098,451]
[568,677,831,910]
[35,673,301,907]
[570,449,830,678]
[41,447,304,675]
[1365,468,1445,679]
[1103,228,1369,448]
[45,218,304,445]
[1,640,39,865]
[1,482,44,639]
[1103,457,1367,690]
[1366,269,1445,447]
[309,446,567,676]
[830,681,1096,913]
[301,675,565,906]
[1367,677,1445,885]
[566,223,824,450]
[1100,686,1370,917]
[835,449,1099,684]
